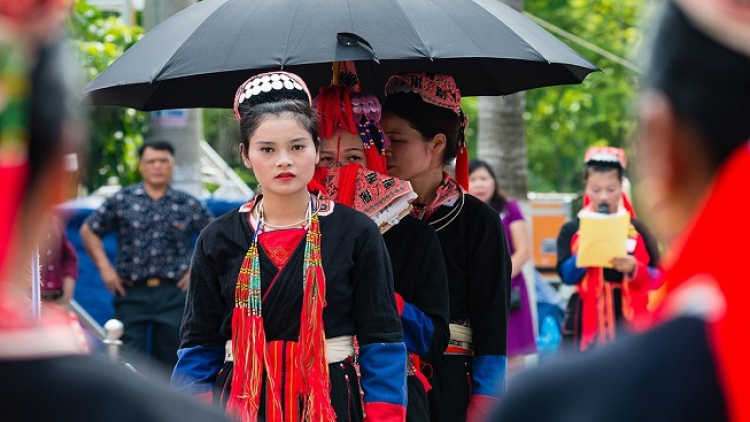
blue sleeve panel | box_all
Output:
[170,346,224,395]
[560,255,586,285]
[358,342,408,407]
[472,355,508,397]
[401,301,434,357]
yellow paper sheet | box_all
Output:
[576,211,631,268]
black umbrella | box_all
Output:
[81,0,598,111]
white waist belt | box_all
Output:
[449,323,473,343]
[224,335,354,363]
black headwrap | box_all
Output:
[646,1,750,166]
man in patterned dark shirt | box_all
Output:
[80,140,212,381]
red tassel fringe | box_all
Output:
[455,144,469,191]
[309,167,330,197]
[337,163,360,208]
[318,86,357,139]
[228,214,334,421]
[364,143,387,174]
[227,311,265,422]
[299,219,336,422]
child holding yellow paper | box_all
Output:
[556,147,662,352]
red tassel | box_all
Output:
[298,219,336,422]
[364,145,386,174]
[580,269,601,351]
[317,86,356,139]
[337,163,361,207]
[455,144,469,191]
[309,167,329,196]
[227,311,265,422]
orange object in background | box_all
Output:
[527,193,577,281]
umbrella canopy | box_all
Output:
[81,0,598,111]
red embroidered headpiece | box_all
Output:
[384,72,470,189]
[385,73,462,116]
[584,146,627,170]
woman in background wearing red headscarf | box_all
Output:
[556,146,662,353]
[381,73,511,422]
[312,71,450,422]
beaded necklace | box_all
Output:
[228,194,335,422]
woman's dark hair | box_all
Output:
[239,99,320,153]
[383,92,459,165]
[583,163,624,182]
[469,159,507,212]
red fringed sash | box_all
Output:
[571,224,651,351]
[227,208,335,422]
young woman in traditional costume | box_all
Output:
[556,146,662,352]
[171,71,407,422]
[312,72,450,422]
[490,1,750,420]
[380,73,511,422]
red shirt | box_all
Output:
[40,216,78,292]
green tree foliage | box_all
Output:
[68,0,147,192]
[203,107,259,189]
[524,0,648,192]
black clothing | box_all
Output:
[428,193,509,356]
[383,215,450,422]
[174,203,407,419]
[113,283,186,370]
[0,354,231,422]
[180,205,403,348]
[383,215,450,361]
[489,316,727,422]
[418,193,511,422]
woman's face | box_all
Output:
[468,166,496,204]
[585,169,622,214]
[240,113,319,198]
[380,110,434,181]
[318,130,367,168]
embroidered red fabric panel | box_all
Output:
[258,229,305,269]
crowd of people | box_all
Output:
[3,0,749,421]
